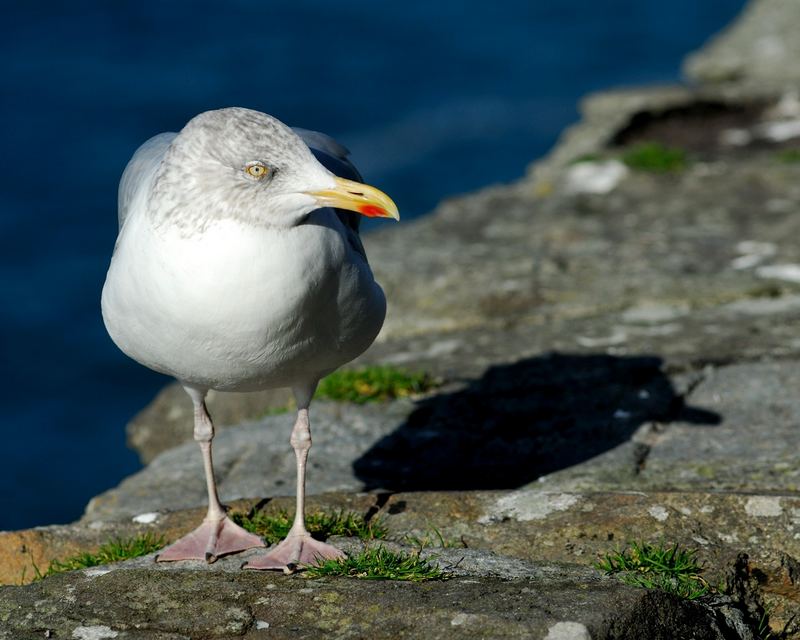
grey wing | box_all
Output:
[117,132,177,230]
[293,127,368,260]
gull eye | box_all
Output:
[245,162,270,179]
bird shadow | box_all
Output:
[353,353,720,491]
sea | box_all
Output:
[0,0,747,531]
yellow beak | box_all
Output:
[307,176,400,220]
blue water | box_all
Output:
[0,1,746,531]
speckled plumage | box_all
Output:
[142,109,332,233]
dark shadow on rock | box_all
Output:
[354,353,720,491]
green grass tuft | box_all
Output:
[304,545,448,582]
[777,148,800,164]
[315,366,436,404]
[622,142,689,173]
[42,533,166,578]
[757,607,775,640]
[232,509,386,546]
[596,541,709,600]
[404,526,464,550]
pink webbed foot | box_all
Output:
[156,516,265,563]
[243,534,345,573]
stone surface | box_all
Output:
[685,0,800,88]
[379,488,800,619]
[85,400,413,521]
[127,383,293,464]
[0,494,377,586]
[25,487,800,586]
[0,561,741,640]
[93,357,800,526]
[538,360,800,494]
[0,489,780,638]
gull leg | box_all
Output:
[156,386,264,563]
[244,384,344,573]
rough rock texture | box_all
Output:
[0,561,743,640]
[87,401,414,520]
[94,357,800,528]
[0,490,768,638]
[5,1,800,637]
[685,0,800,88]
[127,385,292,464]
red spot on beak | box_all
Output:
[358,204,387,218]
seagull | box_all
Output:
[101,107,398,570]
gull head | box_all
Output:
[150,107,398,230]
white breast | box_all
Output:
[101,210,385,391]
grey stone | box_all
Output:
[85,400,413,522]
[90,351,741,522]
[6,487,794,637]
[127,382,293,464]
[536,361,800,494]
[638,361,800,491]
[685,0,800,88]
[0,557,741,640]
